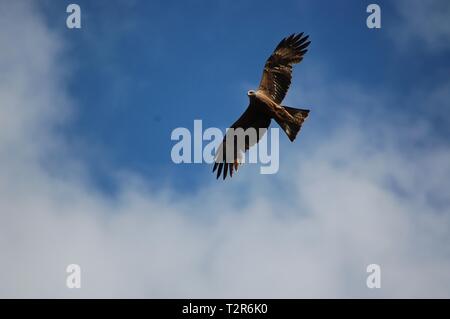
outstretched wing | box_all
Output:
[213,102,271,180]
[258,33,310,104]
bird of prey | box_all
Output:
[213,33,311,179]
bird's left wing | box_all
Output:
[213,103,271,179]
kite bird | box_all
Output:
[213,33,311,179]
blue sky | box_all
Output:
[39,0,443,192]
[1,0,450,297]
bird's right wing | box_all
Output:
[258,33,310,104]
[213,103,271,179]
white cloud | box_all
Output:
[1,1,450,298]
[393,0,450,52]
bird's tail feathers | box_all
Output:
[276,106,310,142]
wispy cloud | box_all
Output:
[392,0,450,52]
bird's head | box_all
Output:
[247,90,256,97]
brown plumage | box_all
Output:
[213,33,311,179]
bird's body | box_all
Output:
[213,33,311,179]
[248,90,283,117]
[249,90,297,124]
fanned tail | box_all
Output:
[274,106,310,141]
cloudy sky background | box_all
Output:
[0,0,450,297]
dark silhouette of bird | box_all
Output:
[213,33,311,179]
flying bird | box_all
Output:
[213,33,311,179]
